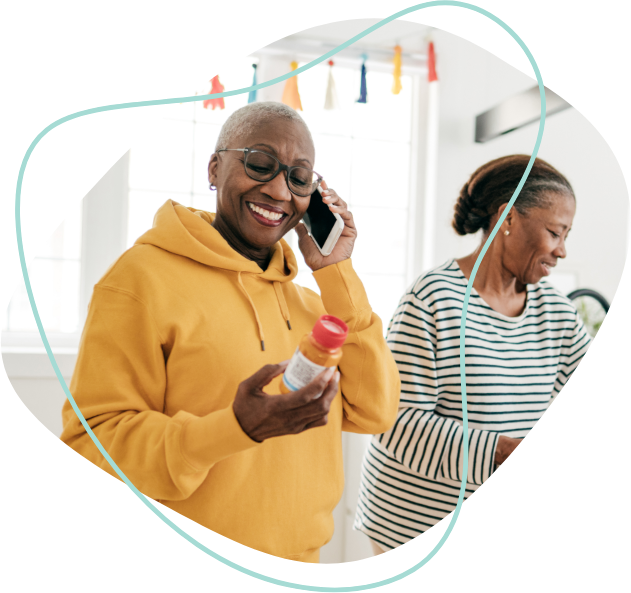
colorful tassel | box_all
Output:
[357,55,368,104]
[203,75,225,110]
[281,61,303,111]
[248,64,258,104]
[428,41,438,82]
[392,45,402,94]
[324,60,339,110]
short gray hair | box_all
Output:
[214,101,313,151]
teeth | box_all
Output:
[248,203,283,221]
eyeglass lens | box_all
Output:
[245,151,318,197]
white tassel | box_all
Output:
[324,61,339,110]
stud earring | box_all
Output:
[504,230,510,236]
[209,183,216,191]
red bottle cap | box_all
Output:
[312,315,348,349]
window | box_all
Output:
[3,56,419,347]
[126,59,417,330]
[3,204,82,335]
[294,62,415,327]
[126,59,256,249]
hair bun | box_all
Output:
[452,180,488,235]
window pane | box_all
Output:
[350,206,408,276]
[350,138,410,209]
[6,259,80,333]
[299,63,354,137]
[129,120,194,193]
[4,203,82,334]
[311,134,352,198]
[38,205,83,260]
[350,71,413,143]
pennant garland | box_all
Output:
[392,45,402,94]
[357,54,368,104]
[248,64,258,104]
[281,61,303,111]
[203,75,225,110]
[324,60,339,110]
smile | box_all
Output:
[541,262,555,276]
[246,202,288,226]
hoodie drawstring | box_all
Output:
[237,271,266,351]
[236,273,292,352]
[273,281,292,330]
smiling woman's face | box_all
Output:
[208,117,316,251]
[504,192,576,285]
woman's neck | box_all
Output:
[456,241,527,317]
[212,214,271,270]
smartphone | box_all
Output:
[302,185,345,257]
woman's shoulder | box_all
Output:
[408,259,465,301]
[528,280,578,316]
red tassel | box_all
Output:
[203,75,225,110]
[428,42,438,83]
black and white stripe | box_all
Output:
[354,259,590,547]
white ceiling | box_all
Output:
[282,19,431,54]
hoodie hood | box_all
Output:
[135,200,299,283]
[135,200,299,350]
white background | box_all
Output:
[2,19,631,563]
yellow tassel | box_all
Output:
[392,45,402,95]
[281,61,303,111]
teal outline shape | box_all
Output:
[14,2,545,591]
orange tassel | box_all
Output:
[281,61,303,111]
[392,45,402,95]
[203,75,225,110]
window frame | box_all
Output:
[2,151,130,353]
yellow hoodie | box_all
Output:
[61,200,400,562]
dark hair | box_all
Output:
[452,155,575,236]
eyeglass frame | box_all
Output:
[215,148,323,197]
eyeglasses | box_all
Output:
[216,148,322,198]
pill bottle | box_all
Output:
[280,315,349,394]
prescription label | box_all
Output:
[282,349,330,393]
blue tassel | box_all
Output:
[357,56,368,104]
[248,64,258,104]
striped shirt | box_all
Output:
[354,259,591,549]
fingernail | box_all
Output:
[325,367,335,380]
[279,359,290,366]
[335,371,340,383]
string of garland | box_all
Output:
[203,43,417,112]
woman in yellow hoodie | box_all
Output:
[61,101,400,563]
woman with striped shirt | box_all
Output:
[354,155,591,554]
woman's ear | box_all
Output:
[208,153,219,187]
[495,202,514,230]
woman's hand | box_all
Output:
[295,180,357,272]
[495,435,523,466]
[232,361,340,443]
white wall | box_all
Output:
[414,28,628,304]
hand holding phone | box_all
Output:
[302,185,345,257]
[295,181,357,272]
